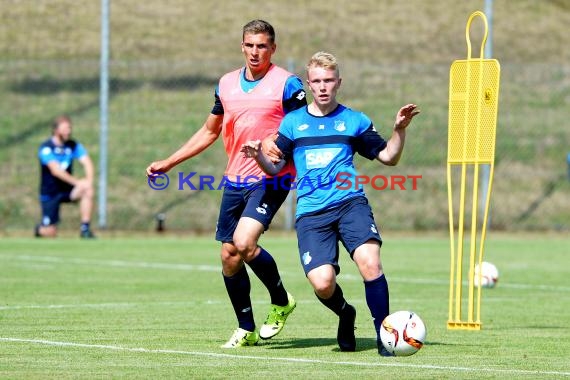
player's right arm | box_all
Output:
[146,113,223,177]
[45,161,81,186]
[39,145,82,187]
[377,104,420,166]
[241,140,285,176]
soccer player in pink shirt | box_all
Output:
[146,19,306,348]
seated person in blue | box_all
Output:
[241,52,420,355]
[36,115,96,238]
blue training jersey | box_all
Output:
[38,138,87,198]
[276,104,387,218]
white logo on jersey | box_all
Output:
[256,203,268,215]
[296,91,306,100]
[370,223,378,234]
[302,251,312,265]
[334,120,346,132]
[297,124,309,131]
[318,124,325,130]
[40,147,52,156]
[305,148,342,169]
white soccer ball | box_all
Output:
[474,261,499,288]
[380,310,426,357]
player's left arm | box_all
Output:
[78,154,95,185]
[241,140,286,176]
[74,143,95,184]
[377,104,420,166]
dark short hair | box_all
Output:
[52,115,72,130]
[242,19,275,44]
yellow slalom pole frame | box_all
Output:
[447,11,500,330]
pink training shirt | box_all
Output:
[218,65,296,182]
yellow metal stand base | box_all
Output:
[447,321,482,330]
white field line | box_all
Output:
[0,300,223,311]
[3,254,570,292]
[1,337,569,377]
[2,254,220,272]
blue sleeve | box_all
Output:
[275,133,294,161]
[282,76,307,114]
[352,113,387,160]
[73,143,88,159]
[275,116,295,160]
[38,146,57,165]
[211,85,223,115]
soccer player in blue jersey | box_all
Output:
[36,115,96,238]
[241,51,420,355]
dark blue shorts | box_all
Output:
[295,196,382,276]
[40,192,73,226]
[215,177,291,243]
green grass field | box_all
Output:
[1,234,568,379]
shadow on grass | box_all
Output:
[8,74,218,95]
[262,337,378,352]
[2,74,218,148]
[0,99,99,149]
[9,77,140,94]
[262,337,457,352]
[150,75,218,90]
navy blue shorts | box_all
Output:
[215,177,292,243]
[40,192,73,226]
[295,196,382,276]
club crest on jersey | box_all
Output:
[305,148,342,169]
[334,120,346,132]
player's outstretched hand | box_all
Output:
[146,160,171,179]
[394,104,420,130]
[240,140,262,158]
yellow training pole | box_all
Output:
[467,14,487,324]
[447,10,500,330]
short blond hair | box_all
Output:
[306,51,339,76]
